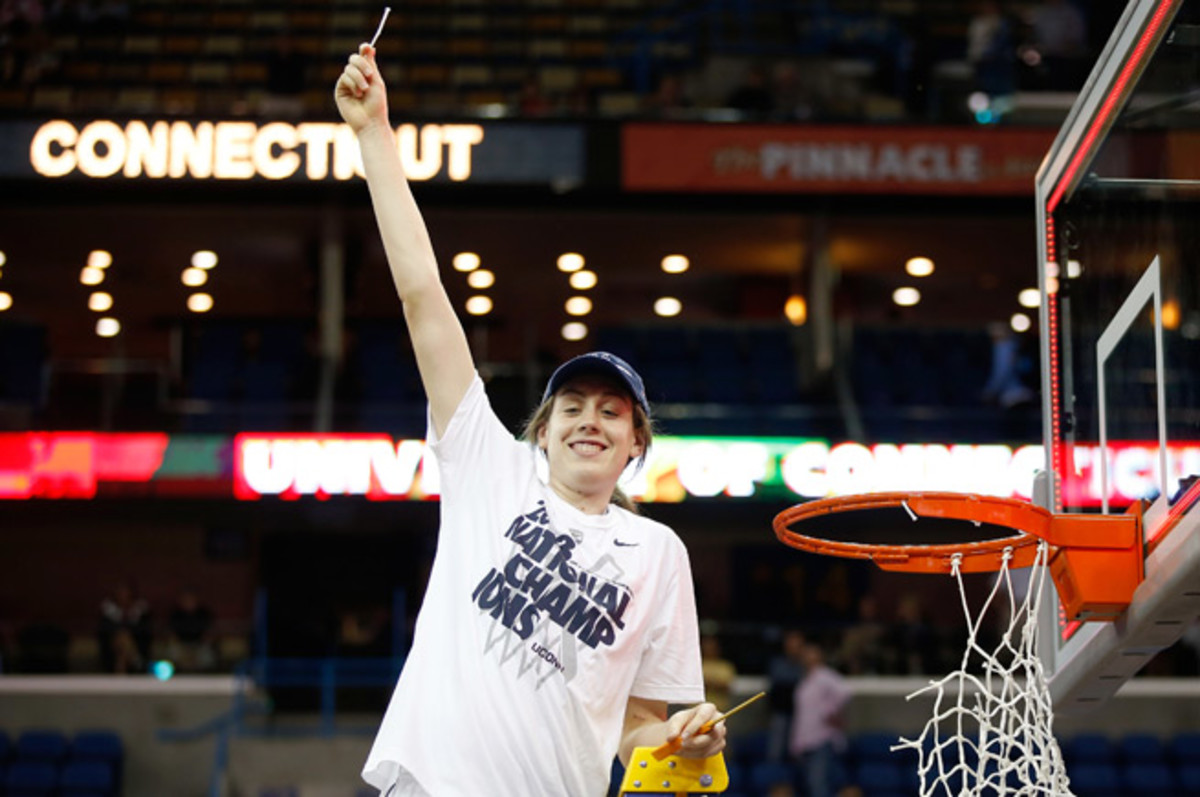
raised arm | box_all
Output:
[335,44,475,437]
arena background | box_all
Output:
[1,1,1198,795]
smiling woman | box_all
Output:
[335,42,724,797]
[521,354,654,514]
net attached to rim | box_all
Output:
[892,540,1072,796]
[774,493,1077,797]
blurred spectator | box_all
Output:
[982,322,1036,439]
[98,579,152,674]
[789,641,851,797]
[967,0,1017,95]
[887,592,936,675]
[982,322,1033,406]
[338,605,389,657]
[725,63,775,120]
[166,586,216,673]
[1027,0,1087,90]
[813,563,855,625]
[701,633,737,711]
[0,0,45,84]
[837,595,887,675]
[644,73,691,119]
[766,628,807,762]
[517,76,553,117]
[771,61,817,121]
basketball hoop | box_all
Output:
[774,491,1143,621]
[772,491,1147,797]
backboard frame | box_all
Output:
[1033,0,1200,712]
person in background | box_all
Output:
[166,586,216,673]
[766,628,807,762]
[701,632,738,712]
[98,579,151,674]
[966,0,1017,96]
[790,641,851,797]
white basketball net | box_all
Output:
[892,540,1074,796]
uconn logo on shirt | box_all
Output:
[470,502,632,650]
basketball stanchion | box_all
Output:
[773,491,1150,797]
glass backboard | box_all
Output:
[1036,0,1200,713]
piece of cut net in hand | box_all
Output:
[891,540,1072,796]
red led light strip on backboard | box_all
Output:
[1045,0,1178,215]
[1045,0,1180,516]
[1045,0,1181,642]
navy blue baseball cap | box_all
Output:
[541,351,650,414]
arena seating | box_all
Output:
[0,729,122,797]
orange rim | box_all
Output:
[773,492,1047,574]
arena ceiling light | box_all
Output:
[95,317,120,337]
[191,250,218,270]
[565,296,592,316]
[654,297,682,317]
[187,293,213,313]
[87,249,112,269]
[466,269,494,289]
[0,292,11,312]
[88,292,113,312]
[893,287,921,307]
[1011,312,1031,333]
[181,267,208,287]
[80,267,104,286]
[905,256,934,277]
[561,322,588,341]
[661,255,689,274]
[1018,288,1040,308]
[784,294,807,326]
[557,253,584,273]
[453,252,480,272]
[465,295,492,315]
[0,251,6,267]
[569,270,597,290]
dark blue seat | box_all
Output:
[1178,763,1200,795]
[853,760,906,795]
[850,731,898,764]
[71,730,123,789]
[59,760,116,796]
[748,760,794,792]
[3,760,58,795]
[1172,733,1200,766]
[1120,733,1166,764]
[1068,762,1121,797]
[71,730,122,762]
[1064,733,1114,765]
[729,728,768,770]
[1120,762,1175,795]
[14,731,68,764]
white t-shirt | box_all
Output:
[362,375,704,796]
